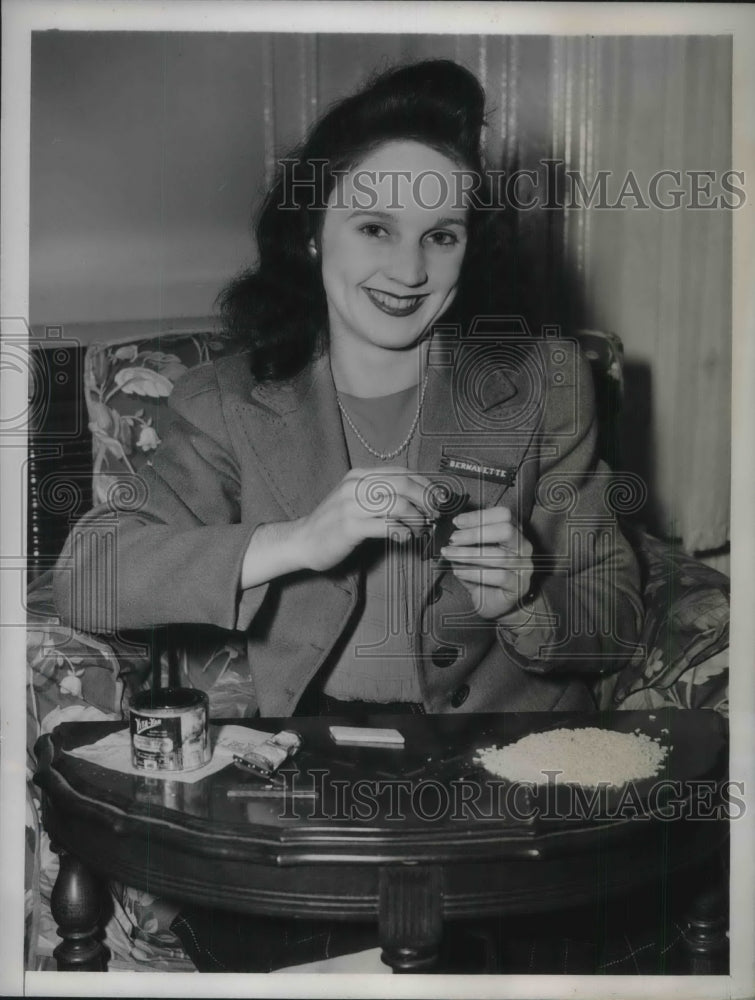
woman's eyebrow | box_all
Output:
[347,209,467,229]
[347,209,397,222]
[432,216,468,230]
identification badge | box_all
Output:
[439,454,517,486]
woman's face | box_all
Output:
[319,140,469,357]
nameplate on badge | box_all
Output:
[440,455,517,486]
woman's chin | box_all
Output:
[367,326,432,353]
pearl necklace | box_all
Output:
[336,369,431,461]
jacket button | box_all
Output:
[428,579,443,604]
[431,644,459,669]
[451,684,470,708]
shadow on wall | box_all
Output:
[621,360,663,537]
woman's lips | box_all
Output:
[363,287,427,317]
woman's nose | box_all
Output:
[385,242,428,287]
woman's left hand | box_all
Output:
[439,506,534,620]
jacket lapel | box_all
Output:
[417,339,541,515]
[230,352,351,523]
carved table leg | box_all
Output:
[50,848,106,971]
[378,865,442,973]
[680,884,728,975]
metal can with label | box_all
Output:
[129,688,210,772]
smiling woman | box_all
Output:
[51,59,645,971]
[215,59,488,381]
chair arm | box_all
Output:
[594,530,729,713]
[27,571,153,759]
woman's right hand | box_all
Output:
[291,466,437,573]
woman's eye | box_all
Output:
[359,223,390,239]
[425,230,458,247]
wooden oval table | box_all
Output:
[34,709,729,974]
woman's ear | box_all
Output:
[307,238,319,259]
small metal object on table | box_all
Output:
[33,710,729,974]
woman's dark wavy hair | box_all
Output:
[217,59,490,382]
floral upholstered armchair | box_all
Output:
[25,328,729,970]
